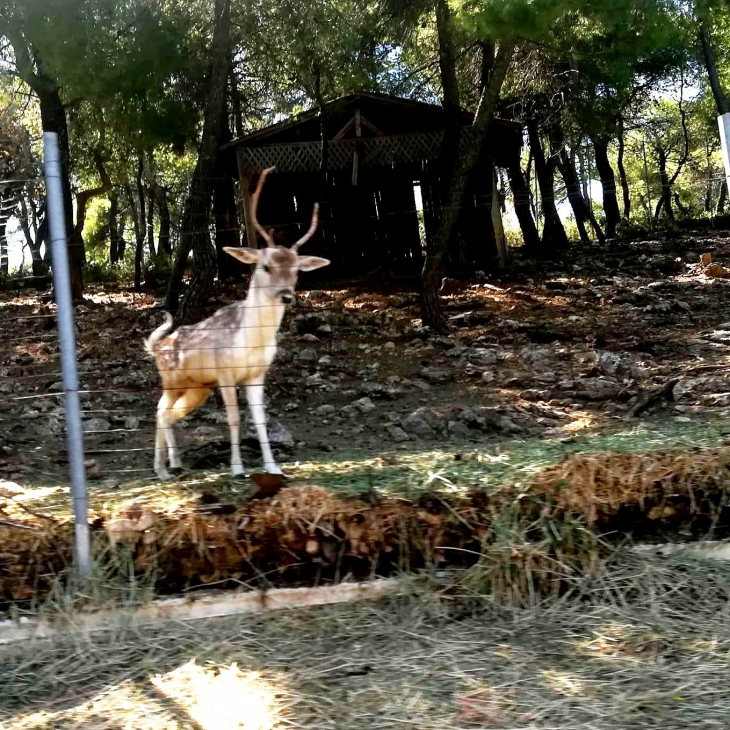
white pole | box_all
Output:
[718,114,730,198]
[43,132,91,577]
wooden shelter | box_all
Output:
[222,92,523,277]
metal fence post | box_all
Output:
[43,132,91,577]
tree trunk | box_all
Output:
[592,138,621,238]
[156,187,171,258]
[0,216,8,278]
[7,33,81,295]
[135,156,147,268]
[167,0,231,323]
[717,180,728,214]
[117,215,127,261]
[420,40,515,330]
[229,68,245,138]
[19,193,50,279]
[214,113,240,281]
[146,193,155,260]
[699,19,730,116]
[617,116,631,219]
[654,148,674,222]
[557,154,590,243]
[144,154,171,258]
[109,190,120,264]
[551,126,590,243]
[505,146,540,251]
[39,88,82,297]
[32,217,49,282]
[527,119,568,251]
[127,184,145,291]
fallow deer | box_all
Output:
[145,167,329,480]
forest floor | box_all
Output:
[3,231,730,728]
[3,228,730,505]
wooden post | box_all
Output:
[352,108,361,186]
[492,166,507,267]
[237,151,258,249]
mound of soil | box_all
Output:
[3,448,730,607]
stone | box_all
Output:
[519,389,550,401]
[420,367,454,383]
[401,413,435,438]
[575,378,621,401]
[481,371,495,383]
[410,407,442,429]
[300,333,319,343]
[263,420,294,448]
[469,348,498,365]
[384,341,396,351]
[124,416,140,430]
[318,355,332,366]
[44,415,64,435]
[296,348,318,362]
[644,300,672,314]
[457,407,480,427]
[447,420,471,438]
[317,324,333,336]
[520,346,551,363]
[83,417,111,433]
[596,351,624,376]
[352,397,376,414]
[193,426,220,439]
[314,404,336,416]
[387,425,410,443]
[673,377,730,400]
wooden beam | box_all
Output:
[352,108,361,186]
[333,117,356,140]
[236,151,258,249]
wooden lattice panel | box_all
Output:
[238,129,466,173]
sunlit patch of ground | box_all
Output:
[5,662,288,730]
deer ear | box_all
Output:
[297,256,330,272]
[224,247,262,264]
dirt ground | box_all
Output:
[3,230,730,490]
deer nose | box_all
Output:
[277,290,294,305]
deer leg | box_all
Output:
[155,390,177,480]
[166,386,212,471]
[219,383,245,477]
[245,380,282,474]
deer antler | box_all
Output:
[292,203,320,251]
[251,167,276,248]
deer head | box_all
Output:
[224,167,329,304]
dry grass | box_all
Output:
[2,550,730,729]
[533,448,730,523]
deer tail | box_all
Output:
[145,312,173,354]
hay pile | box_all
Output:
[531,448,730,536]
[2,448,730,606]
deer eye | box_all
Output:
[263,264,271,274]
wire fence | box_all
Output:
[3,137,730,579]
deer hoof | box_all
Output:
[156,469,173,481]
[264,463,283,475]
